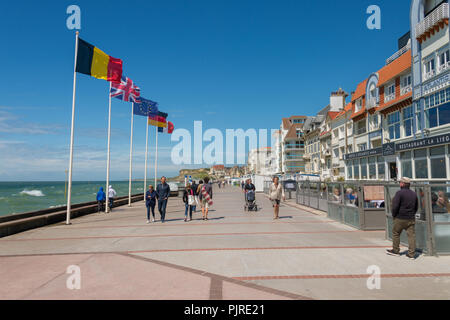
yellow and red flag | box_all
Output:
[76,38,122,82]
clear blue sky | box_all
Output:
[0,0,411,181]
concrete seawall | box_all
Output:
[0,194,145,238]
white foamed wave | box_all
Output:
[20,189,45,197]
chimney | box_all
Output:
[330,88,348,111]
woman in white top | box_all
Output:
[269,177,285,220]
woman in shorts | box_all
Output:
[269,177,285,220]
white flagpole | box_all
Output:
[154,125,158,187]
[105,82,112,213]
[66,31,79,225]
[128,103,134,206]
[144,119,149,194]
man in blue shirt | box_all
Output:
[156,176,171,223]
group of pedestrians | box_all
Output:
[145,176,170,223]
[145,176,214,223]
[96,185,117,212]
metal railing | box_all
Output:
[415,2,449,40]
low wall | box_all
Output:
[0,193,145,238]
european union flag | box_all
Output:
[134,97,158,117]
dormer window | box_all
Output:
[385,82,395,103]
[355,98,363,112]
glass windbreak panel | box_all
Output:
[363,185,385,208]
[360,158,368,179]
[430,186,450,214]
[412,186,426,221]
[328,184,342,203]
[385,185,401,217]
[343,205,360,228]
[343,184,359,207]
[434,222,450,254]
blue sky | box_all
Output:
[0,0,411,181]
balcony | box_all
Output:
[384,93,396,103]
[424,70,436,81]
[438,61,450,73]
[400,85,412,96]
[415,3,449,43]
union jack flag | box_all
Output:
[110,76,141,103]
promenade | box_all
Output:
[1,186,449,300]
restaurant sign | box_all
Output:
[396,133,450,151]
[344,147,382,160]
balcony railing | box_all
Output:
[415,3,449,42]
[438,61,450,73]
[400,85,412,96]
[424,70,436,81]
[384,93,396,103]
[386,41,411,65]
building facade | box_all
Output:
[280,116,307,174]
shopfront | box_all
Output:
[396,132,450,181]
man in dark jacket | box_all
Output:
[386,177,418,259]
[191,181,198,212]
[156,176,171,223]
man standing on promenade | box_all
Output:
[386,177,418,259]
[108,185,117,211]
[156,176,171,223]
[269,177,285,220]
[191,180,198,213]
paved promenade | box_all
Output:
[1,186,449,300]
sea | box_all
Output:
[0,181,167,217]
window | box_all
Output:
[387,111,401,140]
[430,146,446,179]
[347,145,353,154]
[425,58,435,78]
[424,88,450,128]
[385,82,395,102]
[414,149,428,179]
[339,127,345,139]
[401,74,412,88]
[360,158,368,179]
[377,156,385,180]
[401,151,412,178]
[369,157,377,179]
[369,114,379,131]
[353,160,360,179]
[355,98,362,113]
[438,49,450,72]
[356,119,366,135]
[347,162,353,179]
[403,106,414,137]
[358,143,367,151]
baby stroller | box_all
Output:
[244,190,258,212]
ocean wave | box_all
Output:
[20,189,45,197]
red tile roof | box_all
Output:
[378,50,411,86]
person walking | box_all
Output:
[269,177,285,220]
[145,185,157,223]
[191,180,198,213]
[183,184,195,222]
[108,185,117,211]
[199,177,213,220]
[96,187,106,212]
[156,176,171,223]
[386,177,418,259]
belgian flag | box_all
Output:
[76,38,123,82]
